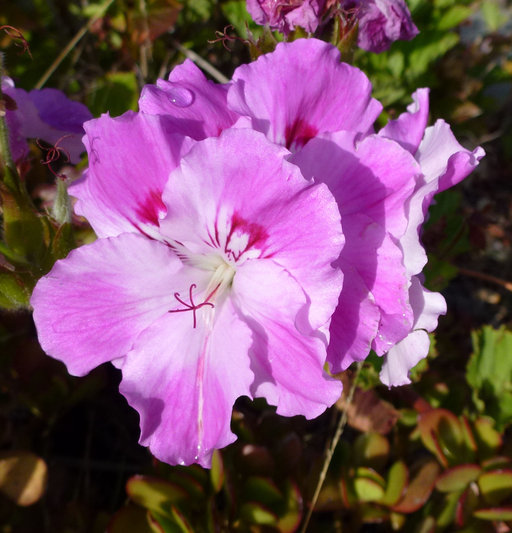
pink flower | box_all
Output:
[2,77,92,163]
[226,39,483,382]
[342,0,418,52]
[246,0,326,35]
[31,122,343,466]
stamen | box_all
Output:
[168,283,215,328]
[37,134,72,180]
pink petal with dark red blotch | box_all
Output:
[139,60,238,139]
[69,111,194,238]
[30,233,196,376]
[228,39,382,150]
[159,128,343,334]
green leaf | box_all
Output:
[240,502,278,525]
[353,477,385,503]
[87,71,138,117]
[467,326,512,428]
[478,470,512,506]
[379,461,408,507]
[392,461,440,514]
[210,450,224,493]
[0,270,33,309]
[481,0,504,31]
[352,433,390,470]
[473,507,512,521]
[436,6,473,30]
[126,476,189,516]
[276,481,302,533]
[108,505,158,533]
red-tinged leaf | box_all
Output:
[0,451,48,506]
[107,505,157,533]
[126,475,188,516]
[437,491,461,528]
[243,477,283,508]
[379,461,408,507]
[435,464,482,493]
[131,0,182,43]
[455,482,480,528]
[353,477,385,503]
[461,416,478,454]
[240,502,279,525]
[276,481,303,533]
[478,470,512,505]
[473,418,502,459]
[151,507,194,533]
[355,467,386,487]
[336,378,399,434]
[392,461,440,513]
[418,409,463,466]
[359,504,389,523]
[238,444,275,474]
[473,507,512,521]
[482,456,511,471]
[352,433,390,470]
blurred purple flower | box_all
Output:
[342,0,419,52]
[246,0,326,35]
[2,77,92,163]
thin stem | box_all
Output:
[35,0,116,89]
[171,40,229,83]
[0,53,22,195]
[458,266,512,292]
[300,361,364,533]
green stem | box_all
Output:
[299,361,364,533]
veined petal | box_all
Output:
[31,234,187,376]
[160,128,343,333]
[233,260,342,419]
[139,60,238,139]
[291,131,420,238]
[70,111,194,238]
[228,39,382,150]
[119,299,253,467]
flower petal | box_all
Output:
[139,59,238,139]
[228,39,382,150]
[70,111,193,238]
[31,234,185,376]
[160,128,343,333]
[119,299,253,467]
[233,260,342,418]
[379,88,430,154]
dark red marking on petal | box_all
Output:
[284,117,318,150]
[135,189,166,226]
[224,211,269,261]
[168,283,215,328]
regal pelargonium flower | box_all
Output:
[2,77,92,163]
[31,123,344,467]
[246,0,326,35]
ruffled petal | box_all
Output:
[70,111,194,238]
[31,234,186,376]
[139,60,238,139]
[228,39,382,150]
[416,120,485,192]
[160,128,343,333]
[379,88,430,154]
[379,330,429,386]
[233,260,342,418]
[119,299,253,467]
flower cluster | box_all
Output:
[245,0,418,53]
[31,39,484,467]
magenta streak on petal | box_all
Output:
[224,212,269,261]
[135,189,167,226]
[168,283,217,328]
[285,117,319,150]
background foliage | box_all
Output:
[0,0,511,531]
